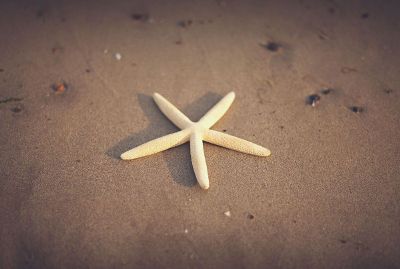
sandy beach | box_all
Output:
[1,0,399,268]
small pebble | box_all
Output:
[115,53,122,60]
[247,213,255,220]
[341,67,357,74]
[361,12,369,19]
[306,94,321,107]
[384,88,393,94]
[320,88,333,95]
[131,13,150,22]
[349,106,363,113]
[177,20,193,28]
[184,229,189,234]
[52,82,68,94]
[224,210,231,217]
[263,42,281,52]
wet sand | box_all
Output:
[1,0,399,268]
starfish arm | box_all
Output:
[190,132,210,189]
[198,91,235,128]
[204,129,271,156]
[121,129,190,160]
[153,93,193,129]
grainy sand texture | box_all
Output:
[1,0,399,268]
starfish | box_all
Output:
[121,92,271,189]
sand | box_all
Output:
[1,0,399,268]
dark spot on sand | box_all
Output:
[175,40,183,45]
[263,42,281,52]
[349,106,363,113]
[328,7,335,14]
[279,125,284,129]
[131,13,150,22]
[76,159,81,163]
[177,20,193,28]
[11,106,22,113]
[36,9,44,18]
[318,32,328,40]
[306,94,321,107]
[52,82,68,94]
[52,46,64,54]
[85,68,91,73]
[321,88,333,95]
[222,129,227,132]
[339,239,347,244]
[341,67,357,74]
[361,12,369,19]
[61,17,66,22]
[384,88,393,94]
[0,68,4,72]
[247,213,255,220]
[292,219,297,223]
[0,97,23,104]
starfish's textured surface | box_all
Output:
[121,92,271,189]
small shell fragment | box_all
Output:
[114,53,122,60]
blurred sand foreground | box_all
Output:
[0,0,399,268]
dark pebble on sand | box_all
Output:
[263,42,281,52]
[321,88,333,95]
[177,20,193,28]
[361,12,369,19]
[306,94,321,107]
[131,13,150,22]
[349,106,363,113]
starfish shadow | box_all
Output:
[106,92,222,187]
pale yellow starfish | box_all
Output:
[121,92,271,189]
